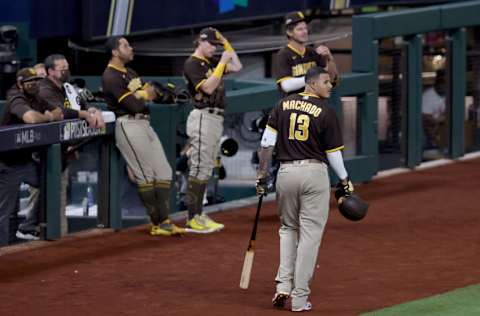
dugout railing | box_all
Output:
[352,0,480,167]
[0,117,117,240]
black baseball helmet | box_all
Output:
[338,194,369,221]
[220,136,238,157]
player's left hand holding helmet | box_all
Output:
[335,178,369,221]
[335,178,354,201]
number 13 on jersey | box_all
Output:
[288,113,310,141]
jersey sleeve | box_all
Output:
[274,50,292,84]
[184,59,207,92]
[102,71,146,114]
[42,99,59,111]
[322,107,344,153]
[266,104,280,132]
[38,83,79,119]
[38,84,63,110]
[7,95,32,121]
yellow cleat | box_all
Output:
[150,225,172,236]
[185,215,215,234]
[199,214,224,231]
[150,219,186,237]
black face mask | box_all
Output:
[23,82,39,96]
[59,69,70,83]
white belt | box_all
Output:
[200,107,225,116]
[281,159,323,165]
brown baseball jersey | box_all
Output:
[2,85,51,125]
[37,78,82,119]
[1,85,51,166]
[274,45,327,97]
[266,92,344,163]
[183,55,226,109]
[101,64,148,117]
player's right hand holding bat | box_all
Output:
[255,178,268,196]
[255,170,270,196]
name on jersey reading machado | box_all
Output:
[281,99,322,117]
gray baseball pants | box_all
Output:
[115,115,172,184]
[186,109,223,182]
[274,160,330,310]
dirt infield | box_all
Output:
[1,158,480,316]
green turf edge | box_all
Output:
[360,283,480,316]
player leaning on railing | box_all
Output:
[36,54,106,236]
[0,67,64,246]
[102,36,185,237]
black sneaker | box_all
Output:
[16,230,40,241]
[272,293,289,309]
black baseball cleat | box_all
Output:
[16,230,40,241]
[272,292,289,309]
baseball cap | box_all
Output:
[198,27,223,45]
[16,67,42,83]
[284,11,306,26]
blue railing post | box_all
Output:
[46,143,61,240]
[109,142,123,230]
[405,34,423,168]
[449,27,467,159]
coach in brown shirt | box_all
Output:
[0,67,63,246]
[38,54,103,127]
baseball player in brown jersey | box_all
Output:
[274,11,339,97]
[102,36,185,237]
[256,67,353,312]
[183,27,242,233]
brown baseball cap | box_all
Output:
[198,27,223,45]
[16,67,42,83]
[285,11,306,26]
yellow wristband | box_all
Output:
[212,62,226,78]
[223,41,234,52]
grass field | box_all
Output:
[362,283,480,316]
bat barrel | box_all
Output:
[239,196,263,289]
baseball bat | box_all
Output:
[239,195,263,289]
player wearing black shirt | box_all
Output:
[0,68,63,245]
[274,11,339,98]
[183,27,242,233]
[256,67,353,312]
[102,36,185,237]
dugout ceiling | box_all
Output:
[68,17,353,57]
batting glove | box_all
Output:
[335,178,354,201]
[255,177,269,196]
[255,178,267,196]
